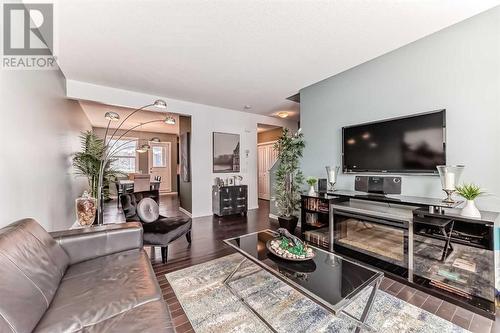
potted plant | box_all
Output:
[306,177,317,196]
[273,128,305,234]
[72,131,121,224]
[455,183,484,218]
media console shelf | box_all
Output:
[330,189,463,208]
[300,191,498,319]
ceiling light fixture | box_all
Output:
[151,137,161,142]
[136,123,151,153]
[244,105,252,110]
[277,111,289,118]
[164,116,176,125]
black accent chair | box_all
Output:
[120,190,192,264]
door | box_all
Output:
[148,141,171,193]
[258,142,278,200]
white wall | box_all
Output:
[0,70,92,231]
[66,80,297,217]
[300,7,500,212]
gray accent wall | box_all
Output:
[300,7,500,212]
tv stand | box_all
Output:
[300,191,497,319]
[329,189,463,208]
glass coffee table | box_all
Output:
[223,230,383,333]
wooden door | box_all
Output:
[258,142,278,200]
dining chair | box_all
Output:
[134,174,151,192]
[150,176,162,190]
[114,177,134,208]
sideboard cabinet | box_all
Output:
[212,185,248,217]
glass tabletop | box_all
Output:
[224,229,383,314]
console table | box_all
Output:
[212,185,248,217]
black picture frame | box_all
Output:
[212,132,240,173]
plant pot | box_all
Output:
[461,200,481,219]
[278,216,298,234]
[308,185,315,196]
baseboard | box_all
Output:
[160,191,178,196]
[269,213,279,220]
[178,207,192,217]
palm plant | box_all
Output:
[273,128,305,219]
[72,131,120,200]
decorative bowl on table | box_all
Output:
[266,228,315,261]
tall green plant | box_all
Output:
[273,128,305,217]
[72,131,120,199]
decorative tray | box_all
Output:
[266,229,315,261]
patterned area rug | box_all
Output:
[166,253,468,333]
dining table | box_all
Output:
[116,179,161,192]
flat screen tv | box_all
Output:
[342,110,446,174]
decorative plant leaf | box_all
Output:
[455,183,484,201]
[72,131,123,199]
[273,128,305,217]
[306,177,317,186]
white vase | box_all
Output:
[308,185,315,196]
[461,200,481,219]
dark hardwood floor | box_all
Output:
[106,196,498,333]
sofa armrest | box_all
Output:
[50,222,143,265]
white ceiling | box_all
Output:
[56,1,500,119]
[80,101,180,134]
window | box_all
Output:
[107,137,137,173]
[152,146,166,167]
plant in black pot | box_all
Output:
[273,128,305,234]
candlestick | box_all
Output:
[325,166,340,192]
[437,165,464,203]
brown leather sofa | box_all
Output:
[0,219,173,333]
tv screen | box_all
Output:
[342,110,446,174]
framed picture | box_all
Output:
[213,132,240,173]
[180,132,191,182]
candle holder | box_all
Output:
[436,165,465,203]
[325,166,340,192]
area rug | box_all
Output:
[166,253,468,333]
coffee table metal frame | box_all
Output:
[223,229,383,333]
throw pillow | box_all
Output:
[136,197,160,223]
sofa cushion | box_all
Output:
[74,300,174,333]
[34,249,162,333]
[0,219,69,333]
